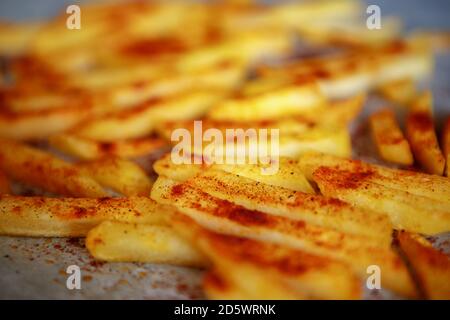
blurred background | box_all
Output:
[0,0,450,31]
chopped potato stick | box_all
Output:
[313,167,450,235]
[187,170,392,243]
[406,92,445,175]
[207,82,327,121]
[369,108,413,165]
[377,78,416,105]
[0,138,107,197]
[151,177,417,298]
[443,116,450,177]
[78,157,152,196]
[175,217,361,299]
[49,134,167,160]
[298,152,450,204]
[0,195,172,237]
[397,231,450,299]
[0,170,10,194]
[86,221,207,267]
[77,89,226,141]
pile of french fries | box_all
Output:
[0,0,449,300]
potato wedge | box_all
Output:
[49,134,167,160]
[175,216,361,299]
[406,92,445,175]
[187,169,392,243]
[313,167,450,235]
[0,170,10,194]
[77,157,152,196]
[0,138,107,197]
[443,116,450,177]
[207,82,327,121]
[86,221,207,267]
[397,231,450,299]
[0,195,172,237]
[298,152,450,203]
[151,177,417,298]
[369,108,413,165]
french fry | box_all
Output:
[203,268,310,300]
[443,116,450,177]
[186,169,392,243]
[397,231,450,299]
[409,30,450,52]
[86,221,207,267]
[155,153,312,194]
[49,134,167,160]
[296,17,402,49]
[0,138,107,197]
[177,29,292,72]
[203,269,281,300]
[107,62,245,108]
[298,152,450,204]
[0,98,102,140]
[279,127,351,158]
[213,157,314,193]
[175,216,361,299]
[207,82,327,121]
[406,92,445,175]
[0,22,42,55]
[377,78,416,105]
[313,166,450,235]
[151,176,417,298]
[76,89,225,141]
[153,153,205,182]
[0,170,10,194]
[369,108,414,165]
[256,40,432,99]
[157,93,364,140]
[0,195,172,237]
[167,127,351,161]
[77,157,152,196]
